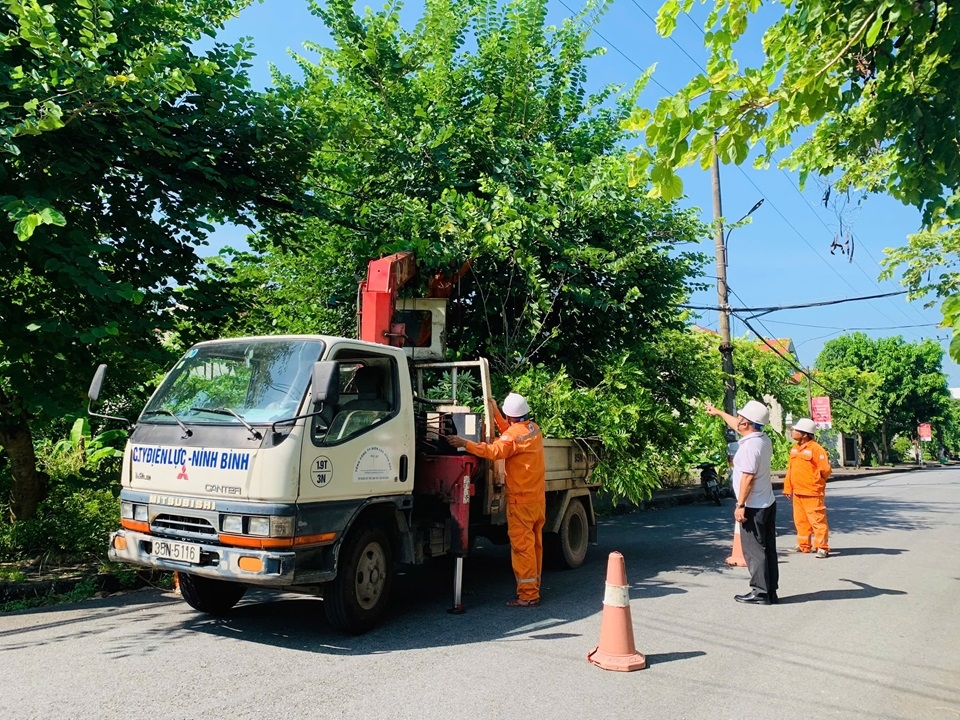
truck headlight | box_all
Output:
[222,515,243,534]
[247,516,270,536]
[270,516,295,538]
[121,502,148,522]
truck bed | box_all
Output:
[543,437,599,489]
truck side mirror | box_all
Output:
[312,361,340,408]
[86,363,130,426]
[88,364,107,402]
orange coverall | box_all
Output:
[784,439,833,552]
[465,406,546,602]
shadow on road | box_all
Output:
[827,491,959,536]
[779,578,907,604]
[5,483,946,656]
[822,547,906,557]
[644,650,707,666]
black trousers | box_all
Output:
[741,502,778,595]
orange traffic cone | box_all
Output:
[587,552,647,672]
[725,521,747,567]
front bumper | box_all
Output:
[108,530,301,586]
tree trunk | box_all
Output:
[856,432,864,468]
[880,422,889,465]
[0,393,43,522]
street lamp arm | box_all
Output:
[723,198,765,249]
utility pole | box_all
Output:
[711,140,736,424]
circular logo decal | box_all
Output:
[311,456,333,488]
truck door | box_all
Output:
[298,348,413,504]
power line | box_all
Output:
[758,319,937,332]
[637,0,931,336]
[731,296,942,434]
[628,0,705,72]
[733,311,888,425]
[570,1,939,349]
[683,290,907,315]
[776,170,932,327]
[555,0,672,96]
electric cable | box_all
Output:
[756,319,937,331]
[639,0,931,335]
[682,290,907,315]
[732,311,889,427]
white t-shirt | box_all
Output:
[732,431,775,508]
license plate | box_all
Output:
[152,539,200,564]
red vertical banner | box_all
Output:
[918,423,933,442]
[810,396,832,429]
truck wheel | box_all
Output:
[178,573,246,615]
[325,524,393,634]
[557,499,589,569]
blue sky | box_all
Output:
[205,0,960,387]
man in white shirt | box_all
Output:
[705,399,779,605]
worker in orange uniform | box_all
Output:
[445,393,546,607]
[784,417,833,558]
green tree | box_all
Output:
[0,0,311,520]
[814,366,881,466]
[206,0,712,500]
[628,1,960,357]
[938,398,960,459]
[259,0,707,379]
[730,337,806,423]
[815,333,950,463]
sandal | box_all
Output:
[506,598,540,607]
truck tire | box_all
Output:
[325,524,393,634]
[178,573,246,615]
[556,499,589,569]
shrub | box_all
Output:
[1,485,119,560]
[0,419,125,561]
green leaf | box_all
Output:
[865,14,883,47]
[39,207,66,226]
[949,331,960,366]
[14,213,41,240]
[69,418,89,448]
[37,114,64,132]
[660,170,684,200]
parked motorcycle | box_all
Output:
[696,462,723,506]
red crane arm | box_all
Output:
[359,251,418,345]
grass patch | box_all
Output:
[0,577,99,613]
[0,565,27,582]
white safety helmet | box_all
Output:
[738,400,770,426]
[502,392,530,418]
[793,417,817,435]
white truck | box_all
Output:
[93,253,599,634]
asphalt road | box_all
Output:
[1,467,958,720]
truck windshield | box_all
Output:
[141,339,325,425]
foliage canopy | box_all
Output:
[0,0,311,519]
[201,0,714,500]
[631,1,960,359]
